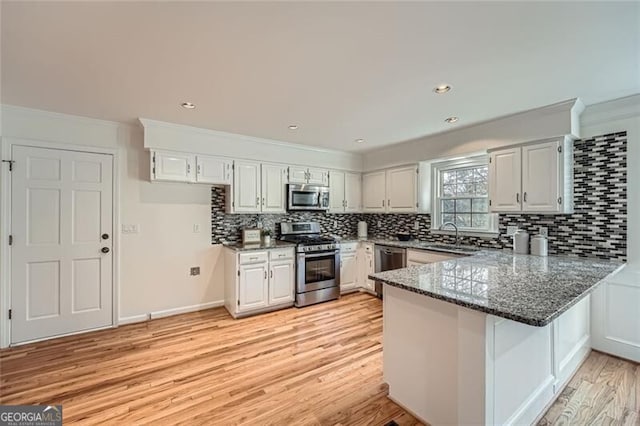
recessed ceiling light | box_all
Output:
[445,116,459,124]
[181,102,196,109]
[434,84,451,94]
[355,138,365,143]
[288,125,299,130]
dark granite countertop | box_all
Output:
[369,250,624,327]
[222,241,297,252]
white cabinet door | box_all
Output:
[153,150,195,182]
[308,168,329,185]
[239,262,268,311]
[234,161,261,213]
[362,171,387,212]
[329,170,346,213]
[261,164,287,213]
[522,141,559,212]
[196,155,231,185]
[489,147,522,212]
[386,166,418,213]
[365,252,375,291]
[340,253,358,291]
[345,172,362,213]
[288,166,309,184]
[269,260,295,306]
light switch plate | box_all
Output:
[122,224,139,234]
[506,226,518,236]
[414,221,420,231]
[193,224,200,233]
[190,266,200,276]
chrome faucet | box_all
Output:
[439,221,460,245]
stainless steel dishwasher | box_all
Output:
[374,245,406,298]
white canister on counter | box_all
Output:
[513,229,530,254]
[530,234,548,256]
[358,221,368,239]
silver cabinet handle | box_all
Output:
[187,164,191,174]
[278,254,286,258]
[262,197,265,206]
[256,197,260,206]
[516,193,520,203]
[270,270,273,278]
[523,192,527,202]
[197,164,201,175]
[250,256,258,261]
[382,200,385,207]
[264,271,267,279]
[388,199,391,207]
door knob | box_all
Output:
[101,233,109,240]
[101,247,110,254]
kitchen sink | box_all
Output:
[421,243,481,254]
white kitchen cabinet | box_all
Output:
[195,155,232,185]
[329,170,346,212]
[363,171,387,212]
[233,160,261,212]
[489,147,522,212]
[230,162,287,213]
[261,164,287,213]
[340,243,359,293]
[288,166,329,185]
[329,171,362,213]
[489,137,573,214]
[406,249,462,266]
[151,150,195,182]
[360,243,375,293]
[239,262,269,311]
[363,166,418,213]
[386,166,418,213]
[224,248,296,318]
[268,259,295,306]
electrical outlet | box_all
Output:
[193,224,200,233]
[333,220,338,228]
[539,226,548,237]
[506,226,518,236]
[377,220,382,228]
[414,220,420,231]
[190,267,200,276]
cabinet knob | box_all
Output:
[101,247,110,254]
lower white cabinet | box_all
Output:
[360,243,375,293]
[340,243,359,293]
[225,247,295,318]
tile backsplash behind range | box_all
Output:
[212,131,626,260]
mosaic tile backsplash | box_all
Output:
[212,131,627,261]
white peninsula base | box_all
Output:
[383,285,591,425]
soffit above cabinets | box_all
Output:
[3,2,638,152]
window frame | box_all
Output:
[430,155,498,235]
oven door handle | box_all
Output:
[301,251,338,259]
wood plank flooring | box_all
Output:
[1,293,420,425]
[538,350,640,426]
[1,292,638,425]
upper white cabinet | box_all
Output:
[196,155,232,185]
[329,170,362,213]
[288,166,329,186]
[363,171,387,212]
[151,150,232,185]
[152,150,195,183]
[363,165,418,213]
[489,137,573,214]
[230,161,287,214]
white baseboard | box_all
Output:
[149,300,225,320]
[118,314,149,325]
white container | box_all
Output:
[358,221,368,239]
[530,234,548,256]
[513,230,530,254]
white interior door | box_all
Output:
[11,146,114,344]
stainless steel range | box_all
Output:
[280,222,340,307]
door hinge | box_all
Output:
[2,160,15,171]
[416,168,419,174]
[237,269,240,276]
[237,300,240,306]
[8,235,13,246]
[558,146,562,154]
[8,309,12,320]
[489,157,492,163]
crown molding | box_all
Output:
[581,94,640,127]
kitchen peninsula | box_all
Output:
[370,251,623,425]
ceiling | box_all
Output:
[2,2,639,152]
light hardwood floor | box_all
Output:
[1,292,638,425]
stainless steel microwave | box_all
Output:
[288,184,330,211]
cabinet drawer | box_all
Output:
[269,248,294,261]
[340,242,358,253]
[239,251,269,265]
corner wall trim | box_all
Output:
[149,300,225,320]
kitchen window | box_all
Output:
[431,156,498,234]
